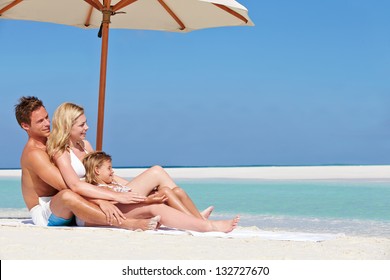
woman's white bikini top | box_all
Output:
[69,149,86,178]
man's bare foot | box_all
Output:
[209,215,240,233]
[124,216,161,231]
[200,206,214,219]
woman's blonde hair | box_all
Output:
[83,151,112,185]
[46,102,84,160]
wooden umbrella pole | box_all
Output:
[96,3,112,151]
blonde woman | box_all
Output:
[47,102,239,232]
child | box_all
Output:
[83,151,213,219]
[83,151,168,204]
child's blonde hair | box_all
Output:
[83,151,112,185]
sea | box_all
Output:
[1,175,390,237]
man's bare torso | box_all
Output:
[20,139,59,210]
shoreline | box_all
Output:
[2,165,390,180]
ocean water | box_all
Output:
[1,177,390,237]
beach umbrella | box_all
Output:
[0,0,253,150]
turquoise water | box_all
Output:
[178,179,390,221]
[1,177,390,237]
[0,178,25,208]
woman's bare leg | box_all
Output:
[85,216,161,231]
[118,203,239,233]
[156,187,198,217]
[200,206,214,219]
[126,165,179,196]
[150,187,214,220]
[127,166,214,220]
[172,187,214,219]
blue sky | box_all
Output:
[1,0,389,168]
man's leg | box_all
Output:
[50,189,159,230]
[50,189,103,224]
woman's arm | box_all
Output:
[54,151,146,204]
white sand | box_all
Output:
[1,165,389,260]
[2,165,390,179]
[0,221,389,260]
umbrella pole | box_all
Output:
[96,9,112,151]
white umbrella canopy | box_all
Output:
[0,0,253,150]
[1,0,253,31]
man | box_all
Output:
[15,96,158,230]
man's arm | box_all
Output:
[20,168,40,210]
[27,149,67,191]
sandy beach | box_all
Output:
[1,165,390,260]
[0,221,389,260]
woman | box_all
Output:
[46,102,239,232]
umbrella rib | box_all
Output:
[0,0,23,16]
[157,0,185,30]
[84,0,104,11]
[213,3,248,24]
[112,0,138,12]
[84,6,94,27]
